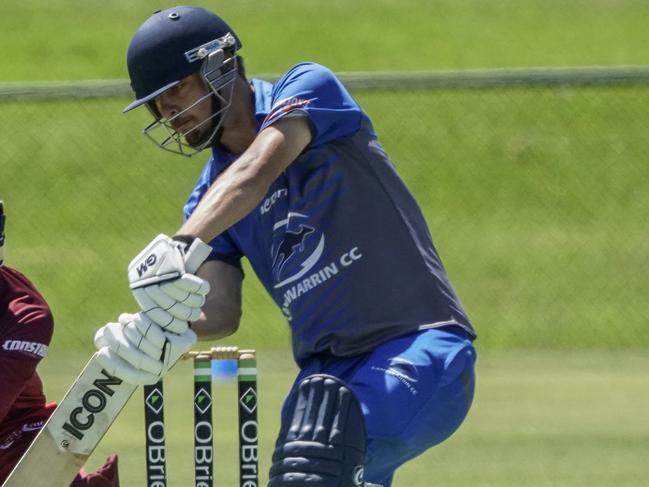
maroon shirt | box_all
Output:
[0,266,53,437]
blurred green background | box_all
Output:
[2,0,648,485]
[3,0,649,80]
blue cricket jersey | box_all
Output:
[184,63,475,365]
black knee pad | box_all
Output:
[269,374,367,487]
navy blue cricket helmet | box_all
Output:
[124,6,241,113]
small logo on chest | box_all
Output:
[260,188,288,215]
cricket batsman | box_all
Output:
[0,201,120,487]
[94,6,478,486]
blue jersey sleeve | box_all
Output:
[260,63,363,147]
[184,159,243,268]
[204,232,243,269]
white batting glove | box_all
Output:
[116,312,198,375]
[95,346,161,385]
[128,234,212,334]
[94,312,197,385]
[94,315,164,385]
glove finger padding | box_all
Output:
[122,321,162,360]
[142,279,209,310]
[121,312,167,349]
[96,347,161,386]
[94,322,163,375]
[160,279,207,307]
[144,285,202,321]
[133,288,190,334]
[142,276,209,317]
[269,375,367,487]
[94,311,195,385]
[145,310,189,335]
[141,285,177,309]
[165,273,211,296]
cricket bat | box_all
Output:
[1,355,137,486]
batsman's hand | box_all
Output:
[94,312,197,385]
[128,234,212,334]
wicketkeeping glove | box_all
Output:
[128,234,212,334]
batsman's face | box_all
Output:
[154,73,214,147]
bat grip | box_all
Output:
[182,238,212,273]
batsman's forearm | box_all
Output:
[177,117,311,242]
[190,316,238,341]
[178,151,274,243]
[190,295,242,341]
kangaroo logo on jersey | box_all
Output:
[272,224,315,281]
[271,212,325,289]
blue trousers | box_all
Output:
[283,327,476,486]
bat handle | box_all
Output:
[183,238,212,274]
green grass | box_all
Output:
[2,0,649,81]
[38,349,649,486]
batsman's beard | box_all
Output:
[184,118,219,148]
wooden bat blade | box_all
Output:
[2,427,85,486]
[2,353,137,486]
